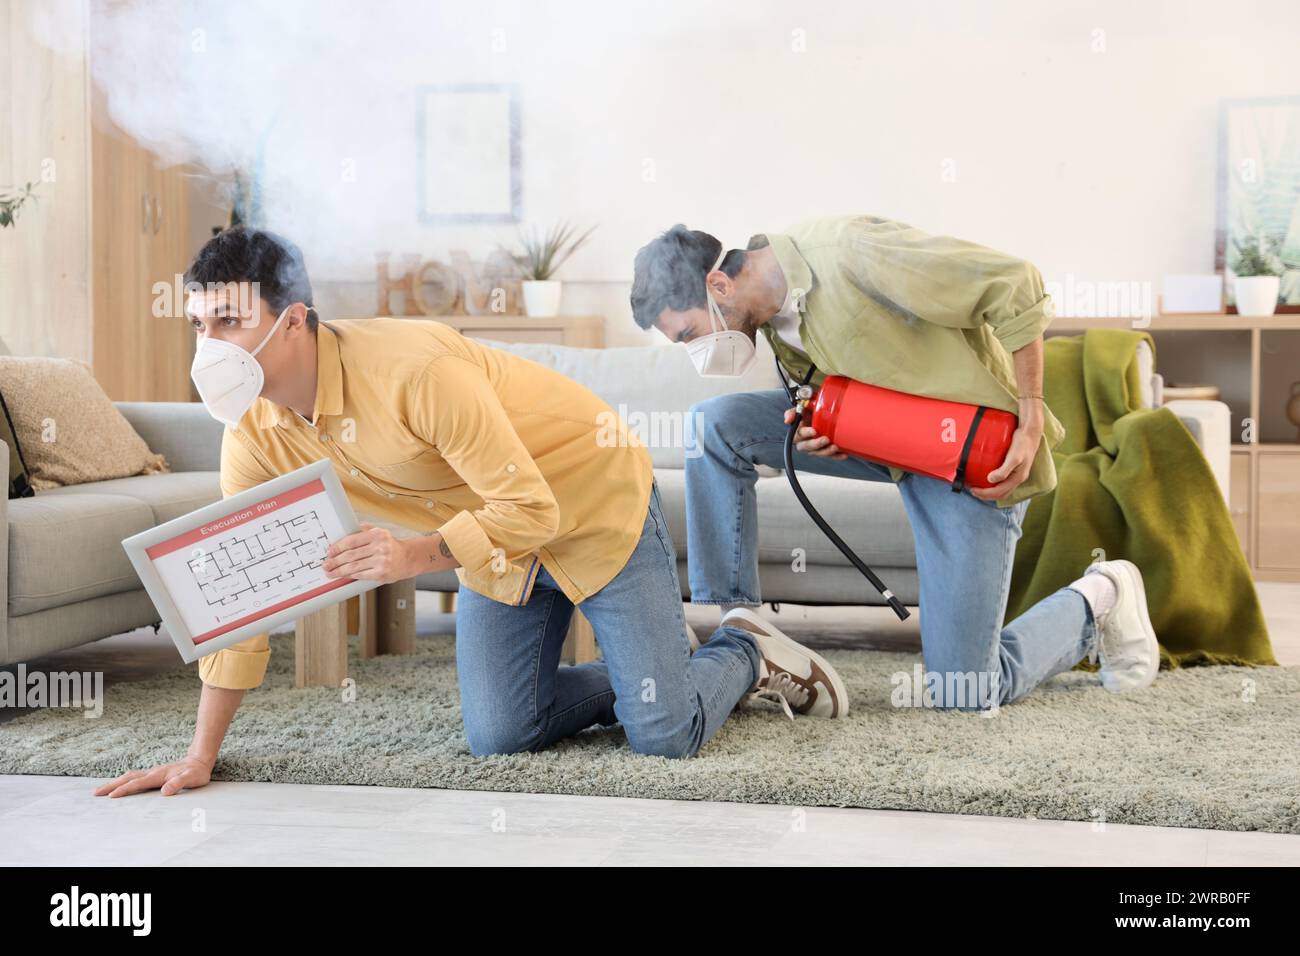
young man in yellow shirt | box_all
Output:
[629,218,1162,711]
[95,227,849,799]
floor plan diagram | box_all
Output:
[187,511,332,606]
[132,463,377,657]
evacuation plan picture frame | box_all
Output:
[121,458,381,663]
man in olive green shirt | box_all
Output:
[630,216,1163,709]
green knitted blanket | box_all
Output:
[1007,329,1274,667]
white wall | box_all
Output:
[178,0,1300,346]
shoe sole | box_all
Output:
[1105,560,1160,692]
[721,608,850,718]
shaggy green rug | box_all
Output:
[2,632,1297,834]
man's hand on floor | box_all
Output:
[92,756,214,798]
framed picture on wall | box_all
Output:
[1216,96,1300,312]
[417,83,522,223]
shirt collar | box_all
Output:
[252,320,344,429]
[764,233,815,317]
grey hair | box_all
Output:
[630,224,749,329]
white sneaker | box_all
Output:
[1081,559,1160,693]
[719,608,849,718]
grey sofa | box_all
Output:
[0,340,1229,667]
[0,402,227,666]
[473,336,1230,610]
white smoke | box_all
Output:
[54,0,495,278]
[24,0,778,283]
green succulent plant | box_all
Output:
[1231,233,1284,278]
[508,222,597,281]
[0,181,39,228]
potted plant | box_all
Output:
[509,222,597,317]
[0,181,39,228]
[1230,233,1283,316]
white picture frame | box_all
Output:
[1215,96,1300,311]
[121,459,380,663]
[417,83,522,223]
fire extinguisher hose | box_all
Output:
[777,359,911,621]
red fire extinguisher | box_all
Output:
[803,375,1019,491]
[778,361,1020,622]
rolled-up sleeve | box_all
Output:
[198,429,276,690]
[844,219,1054,353]
[198,631,271,689]
[409,354,560,579]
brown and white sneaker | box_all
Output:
[720,607,849,718]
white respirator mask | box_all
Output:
[190,303,293,429]
[685,250,757,378]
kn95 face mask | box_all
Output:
[685,250,757,378]
[190,303,293,428]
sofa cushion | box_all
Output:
[652,467,916,570]
[36,471,222,525]
[7,492,156,616]
[756,472,917,568]
[477,336,784,469]
[0,355,168,490]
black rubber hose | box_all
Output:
[783,417,911,621]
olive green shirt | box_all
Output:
[761,215,1065,507]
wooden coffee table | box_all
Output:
[293,581,598,687]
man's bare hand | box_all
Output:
[970,422,1040,501]
[92,756,213,798]
[322,523,416,584]
[975,340,1048,502]
[783,408,848,460]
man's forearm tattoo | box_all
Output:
[418,533,453,569]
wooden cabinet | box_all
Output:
[1229,451,1252,561]
[91,110,194,402]
[425,314,605,349]
[0,0,194,401]
[1256,453,1300,572]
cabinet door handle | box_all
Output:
[142,193,151,234]
[153,196,163,235]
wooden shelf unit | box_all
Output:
[1049,313,1300,582]
[1049,314,1300,332]
[405,313,605,349]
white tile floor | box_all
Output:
[2,585,1297,866]
[4,773,1298,866]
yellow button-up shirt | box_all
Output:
[198,318,652,690]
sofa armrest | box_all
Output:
[115,402,224,473]
[1164,399,1231,503]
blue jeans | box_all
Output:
[684,389,1098,710]
[454,480,761,758]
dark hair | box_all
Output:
[185,226,317,330]
[630,224,750,329]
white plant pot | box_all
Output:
[1234,275,1280,316]
[522,280,563,317]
